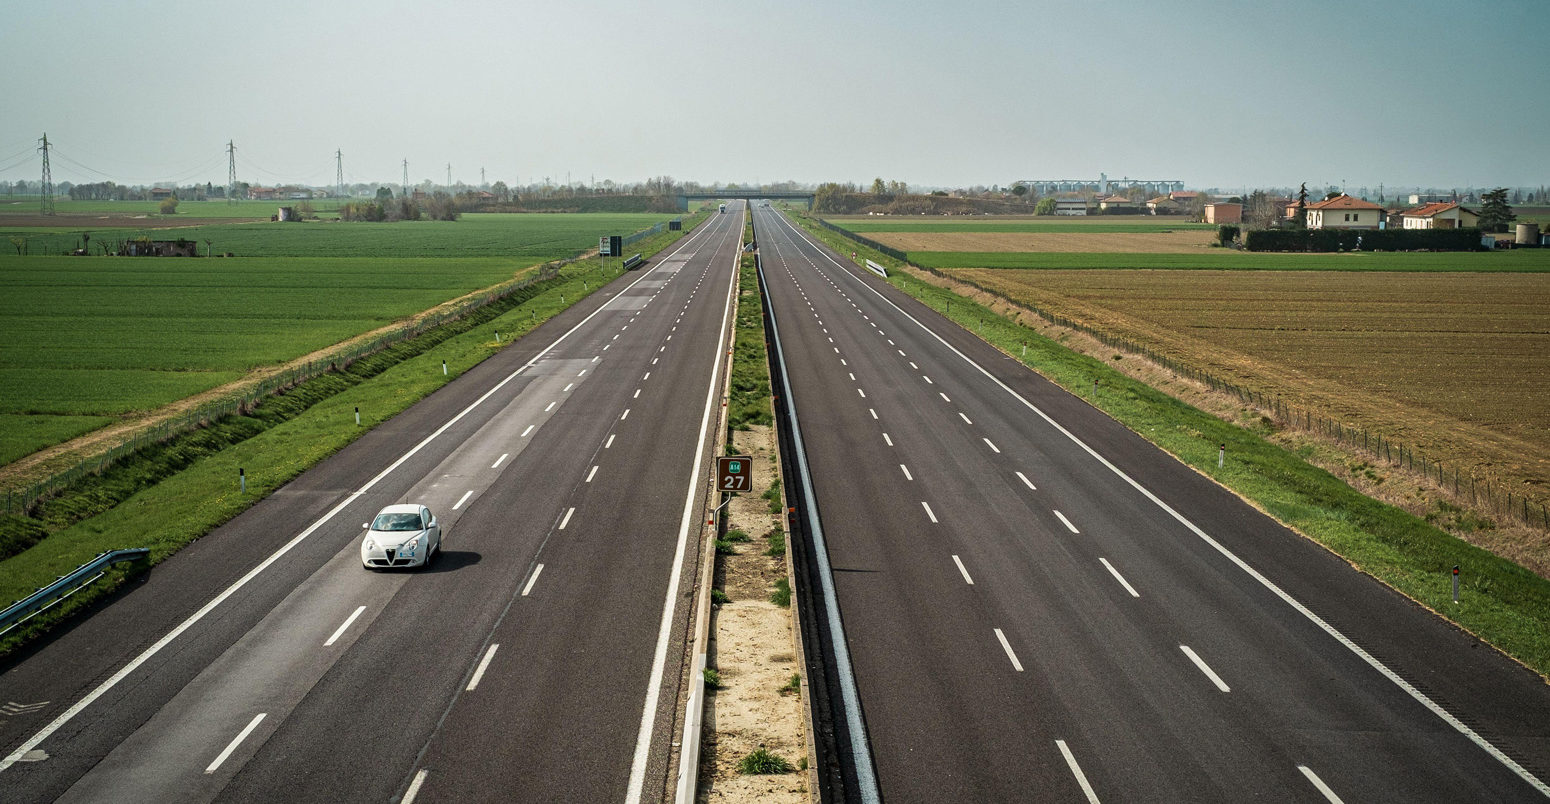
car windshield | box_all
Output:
[371,512,423,532]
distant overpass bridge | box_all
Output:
[676,191,814,211]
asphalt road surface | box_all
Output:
[0,202,745,803]
[753,202,1550,803]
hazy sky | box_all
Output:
[2,0,1545,191]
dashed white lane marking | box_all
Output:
[591,356,599,363]
[466,644,500,691]
[952,555,975,585]
[605,434,616,449]
[522,564,545,596]
[1056,740,1100,803]
[1015,471,1036,490]
[1180,645,1231,692]
[909,362,918,369]
[857,388,866,398]
[922,375,933,384]
[578,369,588,376]
[603,344,611,351]
[1053,510,1080,534]
[452,490,473,510]
[900,465,913,481]
[621,409,631,420]
[959,412,973,424]
[544,401,557,412]
[1298,766,1346,803]
[940,392,951,402]
[1099,558,1140,598]
[521,425,535,437]
[643,372,651,380]
[652,358,658,365]
[921,501,938,523]
[848,373,856,381]
[564,382,574,392]
[869,409,878,420]
[402,769,429,804]
[586,466,598,483]
[205,713,266,774]
[323,606,367,647]
[491,453,509,469]
[882,433,893,447]
[558,507,575,530]
[898,349,906,357]
[840,359,847,366]
[994,628,1024,672]
[983,438,1001,454]
[833,347,840,354]
[634,389,641,398]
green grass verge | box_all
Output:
[728,247,773,430]
[0,211,709,656]
[0,414,114,466]
[833,221,1215,233]
[786,210,1550,678]
[908,249,1550,271]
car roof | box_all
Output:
[376,503,424,515]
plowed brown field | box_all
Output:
[870,229,1216,253]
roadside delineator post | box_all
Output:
[442,360,448,376]
[1218,444,1225,469]
[1453,565,1460,604]
[239,467,246,494]
[354,406,360,426]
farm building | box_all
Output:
[1053,196,1089,216]
[1400,201,1479,229]
[1204,202,1243,224]
[248,186,280,200]
[1169,191,1203,204]
[1305,194,1385,230]
[118,239,198,257]
[1146,196,1179,215]
[1098,194,1137,213]
[148,187,176,200]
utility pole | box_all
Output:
[480,166,485,187]
[446,163,451,190]
[335,149,344,198]
[402,159,408,197]
[38,133,53,216]
[227,140,237,204]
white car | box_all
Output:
[361,504,442,569]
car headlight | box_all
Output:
[364,538,376,550]
[400,535,422,550]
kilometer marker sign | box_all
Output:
[717,456,753,492]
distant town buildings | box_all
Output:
[1400,201,1479,230]
[1016,173,1184,197]
[1203,202,1243,225]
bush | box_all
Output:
[770,577,791,607]
[711,588,730,605]
[158,197,178,215]
[1217,224,1240,246]
[703,668,722,689]
[1243,227,1484,252]
[739,748,794,775]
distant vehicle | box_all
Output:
[361,503,442,569]
[719,203,727,214]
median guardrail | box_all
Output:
[0,548,150,637]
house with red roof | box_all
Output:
[1400,201,1478,230]
[1305,194,1386,230]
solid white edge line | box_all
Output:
[491,453,509,469]
[1015,470,1036,490]
[1180,645,1231,692]
[205,712,266,774]
[1098,558,1141,598]
[626,205,741,804]
[1053,510,1081,534]
[558,507,575,530]
[994,628,1024,671]
[452,490,473,510]
[521,564,545,597]
[1056,740,1101,804]
[466,644,500,691]
[323,605,367,647]
[1298,765,1346,803]
[402,769,429,804]
[952,555,975,585]
[773,208,1550,794]
[922,501,938,523]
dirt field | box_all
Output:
[957,268,1550,512]
[869,229,1216,253]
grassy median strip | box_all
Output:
[0,213,706,656]
[786,208,1550,678]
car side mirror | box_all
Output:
[428,517,437,528]
[362,523,370,529]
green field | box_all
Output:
[833,221,1214,233]
[0,198,338,218]
[1,212,679,258]
[910,249,1550,271]
[0,212,677,465]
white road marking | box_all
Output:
[559,507,575,530]
[952,555,974,585]
[578,369,588,376]
[634,389,641,398]
[1099,558,1140,598]
[402,769,429,804]
[1015,471,1036,490]
[606,434,616,449]
[921,501,938,523]
[652,358,658,365]
[898,349,906,356]
[922,375,933,384]
[1298,766,1346,803]
[994,629,1024,671]
[940,392,951,402]
[591,356,599,363]
[643,372,651,380]
[452,490,473,510]
[833,347,840,354]
[849,372,856,381]
[522,425,535,437]
[205,713,265,774]
[621,409,630,420]
[522,564,545,596]
[840,359,847,366]
[857,388,866,398]
[323,606,367,647]
[909,362,918,369]
[1056,740,1101,803]
[586,465,598,483]
[491,453,508,469]
[466,644,500,691]
[869,408,878,420]
[1053,510,1080,533]
[882,433,893,446]
[887,339,895,345]
[603,344,611,351]
[563,382,574,392]
[1180,645,1231,692]
[900,465,913,481]
[544,401,556,412]
[959,412,973,424]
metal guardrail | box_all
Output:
[864,259,888,278]
[0,548,149,637]
[623,253,644,270]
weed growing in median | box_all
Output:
[711,588,730,605]
[703,668,722,689]
[770,577,791,607]
[764,528,786,559]
[779,673,800,696]
[738,748,794,775]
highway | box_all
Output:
[753,202,1550,803]
[0,202,745,803]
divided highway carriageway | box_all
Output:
[0,202,746,803]
[753,202,1550,803]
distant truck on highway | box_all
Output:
[719,203,726,214]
